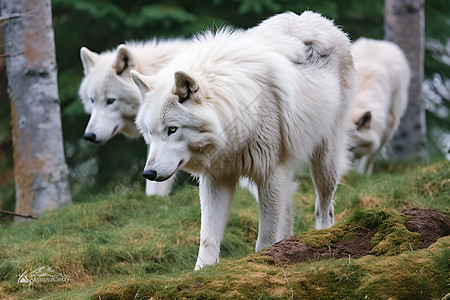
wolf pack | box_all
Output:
[78,11,410,270]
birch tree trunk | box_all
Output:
[384,0,429,160]
[1,0,72,220]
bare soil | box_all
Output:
[402,207,450,248]
[264,208,450,264]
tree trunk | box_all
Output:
[1,0,72,220]
[384,0,429,160]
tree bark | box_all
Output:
[1,0,72,220]
[384,0,428,160]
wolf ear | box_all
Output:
[356,111,371,130]
[80,47,100,75]
[174,71,200,104]
[130,70,154,99]
[115,44,137,76]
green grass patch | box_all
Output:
[87,237,449,299]
[0,160,448,299]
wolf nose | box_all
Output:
[142,169,157,181]
[84,132,97,142]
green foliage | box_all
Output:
[423,0,450,158]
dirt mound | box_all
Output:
[402,207,450,248]
[264,208,449,264]
[264,227,377,263]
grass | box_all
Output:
[0,159,448,299]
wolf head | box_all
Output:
[349,110,375,159]
[131,69,224,181]
[78,45,141,144]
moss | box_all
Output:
[292,209,387,248]
[344,209,421,255]
[244,253,276,265]
[356,237,450,299]
[90,239,450,300]
[295,208,419,254]
[370,222,421,255]
[92,280,143,300]
[296,219,365,248]
[345,208,393,228]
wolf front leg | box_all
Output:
[255,165,295,252]
[357,154,375,176]
[194,175,237,270]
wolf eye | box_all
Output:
[90,98,94,104]
[106,98,116,105]
[168,126,178,136]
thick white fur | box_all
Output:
[133,11,356,270]
[350,38,410,175]
[78,39,188,195]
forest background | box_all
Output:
[0,0,449,209]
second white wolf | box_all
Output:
[349,38,410,175]
[79,39,188,195]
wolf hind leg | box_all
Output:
[310,138,347,230]
[255,165,295,252]
[280,191,294,238]
[279,178,297,239]
[238,177,259,202]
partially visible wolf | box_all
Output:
[132,11,356,270]
[78,39,188,195]
[350,38,410,175]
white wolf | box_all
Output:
[78,39,188,195]
[350,38,410,175]
[132,11,356,270]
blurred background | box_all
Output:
[0,0,449,210]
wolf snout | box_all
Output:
[142,169,158,181]
[84,132,97,143]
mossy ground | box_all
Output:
[292,208,422,255]
[0,159,448,299]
